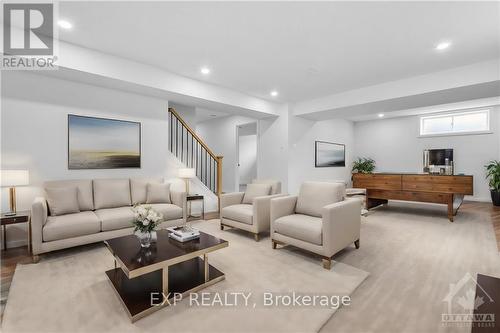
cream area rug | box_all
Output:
[2,220,368,333]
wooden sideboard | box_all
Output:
[352,173,473,222]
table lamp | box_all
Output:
[1,170,29,216]
[178,168,195,194]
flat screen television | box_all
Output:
[428,149,453,165]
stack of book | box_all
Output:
[167,226,200,242]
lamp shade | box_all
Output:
[0,170,30,187]
[178,168,195,179]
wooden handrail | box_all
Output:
[168,107,218,160]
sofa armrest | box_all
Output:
[170,190,187,222]
[31,197,48,255]
[322,198,361,255]
[270,195,298,235]
[253,194,287,233]
[220,192,244,210]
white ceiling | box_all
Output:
[57,2,500,103]
[195,107,230,123]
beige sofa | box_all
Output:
[270,181,361,269]
[31,178,187,258]
[220,179,283,241]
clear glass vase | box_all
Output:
[136,230,152,248]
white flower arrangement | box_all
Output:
[132,204,163,233]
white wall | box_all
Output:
[196,115,256,192]
[0,72,216,248]
[288,114,354,195]
[257,105,290,192]
[353,107,500,201]
[169,103,197,130]
[197,107,292,194]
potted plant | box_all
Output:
[352,157,376,174]
[132,205,163,247]
[485,160,500,206]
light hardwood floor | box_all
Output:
[461,200,500,251]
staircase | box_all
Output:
[168,107,223,196]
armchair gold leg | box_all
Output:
[220,224,224,230]
[322,258,332,270]
[354,239,360,249]
[254,233,260,242]
[32,255,40,263]
[272,240,277,249]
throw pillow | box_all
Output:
[242,184,272,204]
[146,183,172,204]
[45,187,80,216]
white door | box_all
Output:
[237,122,257,192]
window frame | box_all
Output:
[419,109,491,137]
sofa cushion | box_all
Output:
[130,178,163,204]
[43,211,101,242]
[94,207,135,232]
[252,179,281,195]
[149,204,183,221]
[45,187,80,216]
[146,183,171,204]
[43,179,94,211]
[296,182,345,217]
[242,184,271,204]
[221,204,253,225]
[273,214,322,245]
[93,179,131,209]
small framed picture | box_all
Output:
[315,141,345,167]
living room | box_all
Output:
[1,1,500,333]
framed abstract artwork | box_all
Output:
[68,114,141,169]
[315,141,345,167]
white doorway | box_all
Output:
[236,122,258,192]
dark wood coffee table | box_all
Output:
[104,229,228,322]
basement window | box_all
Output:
[419,109,490,136]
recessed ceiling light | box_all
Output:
[200,67,210,75]
[57,20,73,30]
[270,90,278,97]
[378,113,385,118]
[435,41,451,51]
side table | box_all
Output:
[1,210,30,251]
[186,194,205,221]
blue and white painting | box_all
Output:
[68,115,141,169]
[315,141,345,167]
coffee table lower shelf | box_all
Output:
[105,257,225,322]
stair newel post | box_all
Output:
[216,156,223,212]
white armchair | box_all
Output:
[220,179,283,241]
[270,181,361,269]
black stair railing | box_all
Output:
[168,107,222,196]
